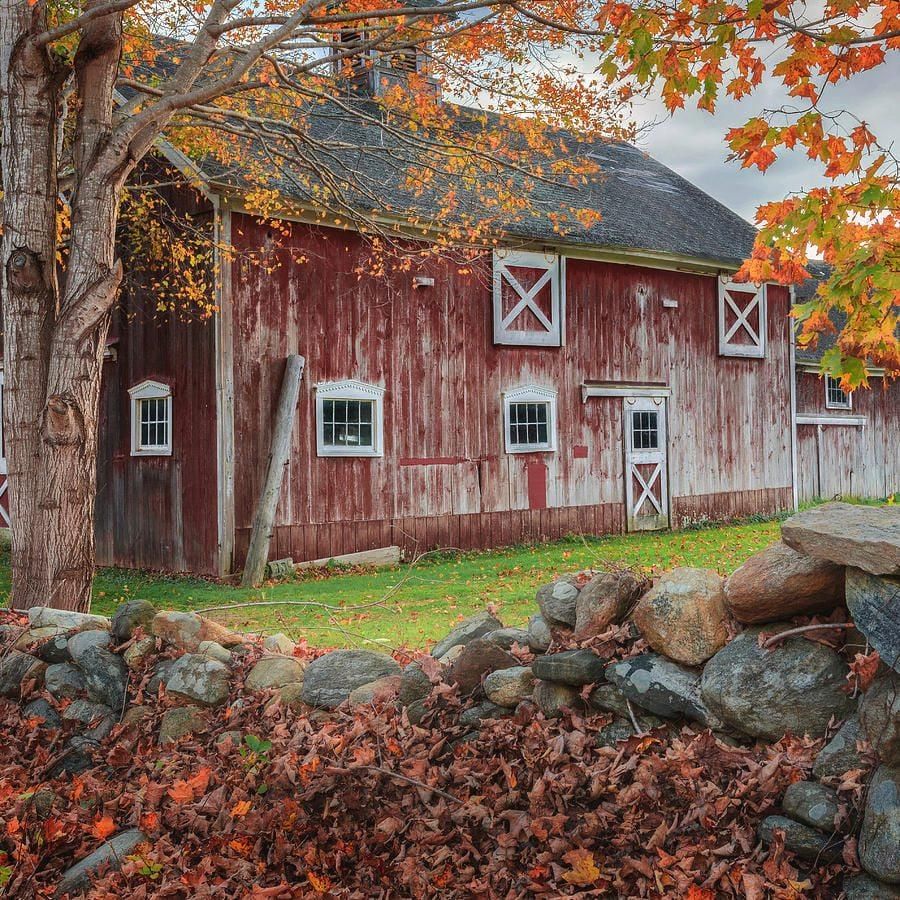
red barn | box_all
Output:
[0,54,894,575]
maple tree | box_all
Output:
[0,0,897,612]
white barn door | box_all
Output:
[624,396,669,532]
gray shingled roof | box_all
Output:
[794,261,838,364]
[188,97,759,266]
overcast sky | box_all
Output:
[629,55,900,225]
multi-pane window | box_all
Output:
[503,385,557,453]
[316,380,385,457]
[825,375,851,409]
[322,399,374,450]
[128,380,173,456]
[631,410,659,450]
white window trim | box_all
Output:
[503,385,558,454]
[316,379,385,458]
[129,379,173,457]
[718,280,767,358]
[824,374,852,410]
[493,250,564,347]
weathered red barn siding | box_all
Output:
[94,182,220,573]
[229,214,793,565]
[795,371,899,501]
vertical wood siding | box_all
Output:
[229,216,794,565]
[795,371,899,501]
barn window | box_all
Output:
[718,280,766,358]
[825,375,852,410]
[129,380,173,456]
[631,410,659,450]
[316,380,385,457]
[503,385,557,453]
[493,250,564,346]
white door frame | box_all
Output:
[624,395,669,532]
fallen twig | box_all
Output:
[325,764,463,805]
[761,623,853,649]
[625,698,644,737]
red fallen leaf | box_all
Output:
[91,815,116,840]
[848,650,880,693]
[168,766,212,803]
[686,886,716,900]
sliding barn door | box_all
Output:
[624,396,669,532]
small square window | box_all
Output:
[503,386,557,453]
[129,380,173,456]
[316,380,385,457]
[631,410,659,449]
[825,375,851,410]
[322,398,375,449]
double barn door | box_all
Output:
[624,396,669,532]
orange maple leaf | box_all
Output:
[167,767,211,803]
[307,871,332,893]
[91,815,116,841]
[686,886,717,900]
[231,800,252,818]
[561,848,601,886]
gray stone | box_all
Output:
[23,698,62,730]
[28,789,58,820]
[62,699,117,742]
[399,660,433,706]
[782,781,841,831]
[781,501,900,575]
[536,576,580,627]
[151,611,243,652]
[588,682,633,718]
[27,606,109,633]
[159,705,209,744]
[124,636,157,669]
[757,815,843,862]
[430,611,503,659]
[13,625,69,651]
[484,666,534,707]
[405,698,429,725]
[276,682,306,710]
[437,644,465,666]
[483,627,530,650]
[165,653,231,707]
[56,829,147,897]
[860,674,900,765]
[532,649,608,686]
[446,639,518,695]
[34,634,72,664]
[633,567,729,665]
[302,650,401,708]
[607,652,723,728]
[148,658,177,693]
[844,874,900,899]
[596,714,665,748]
[533,680,581,718]
[67,629,112,662]
[527,614,553,652]
[724,541,845,624]
[574,570,645,638]
[348,675,402,707]
[246,655,306,691]
[122,705,153,727]
[814,715,869,779]
[0,651,46,698]
[847,569,900,674]
[79,645,129,711]
[700,626,855,740]
[197,640,232,664]
[111,599,156,644]
[263,632,297,655]
[860,765,900,883]
[45,662,86,700]
[459,701,508,727]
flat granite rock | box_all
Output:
[781,502,900,576]
[56,829,147,896]
[302,650,401,708]
[846,569,900,674]
[758,815,843,862]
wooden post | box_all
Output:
[241,354,305,587]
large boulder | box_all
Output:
[846,569,900,674]
[34,634,72,664]
[844,874,900,899]
[484,666,534,707]
[56,829,147,896]
[782,781,841,831]
[536,576,581,627]
[67,629,112,663]
[814,715,869,779]
[781,502,900,576]
[245,656,306,691]
[860,674,900,766]
[700,626,855,741]
[533,680,581,718]
[110,599,156,644]
[151,611,243,653]
[45,662,86,700]
[632,568,729,665]
[724,541,845,624]
[302,650,401,708]
[159,706,209,744]
[757,816,843,862]
[62,699,117,741]
[398,660,433,707]
[348,675,402,708]
[165,654,231,707]
[532,649,607,686]
[606,652,723,728]
[79,646,128,711]
[483,627,530,650]
[446,639,517,694]
[27,606,108,633]
[573,570,645,638]
[527,614,553,652]
[859,765,900,884]
[430,611,502,659]
[0,652,46,699]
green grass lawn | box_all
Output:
[1,516,786,650]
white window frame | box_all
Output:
[129,379,173,457]
[718,279,767,358]
[316,379,385,458]
[503,385,558,453]
[824,374,852,410]
[493,250,564,347]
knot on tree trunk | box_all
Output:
[41,395,86,446]
[6,247,46,293]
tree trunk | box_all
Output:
[1,1,125,611]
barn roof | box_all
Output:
[793,261,840,365]
[183,97,759,268]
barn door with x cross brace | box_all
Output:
[624,396,669,532]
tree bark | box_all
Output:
[1,0,126,610]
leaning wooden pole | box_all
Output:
[241,354,305,587]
